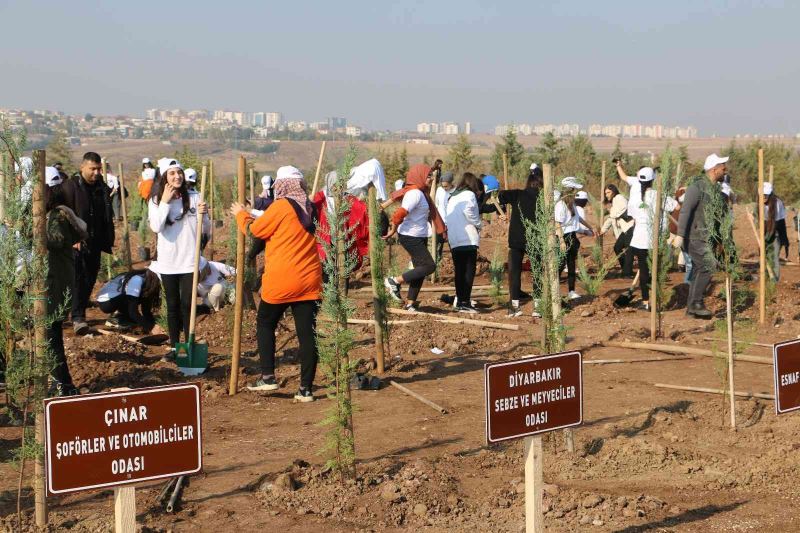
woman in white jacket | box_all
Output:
[445,172,482,313]
[600,184,633,275]
[148,158,210,355]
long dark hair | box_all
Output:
[526,167,543,190]
[459,172,483,197]
[151,165,191,222]
[122,269,162,314]
[604,184,620,205]
[46,183,68,212]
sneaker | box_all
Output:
[104,318,119,328]
[404,302,419,313]
[294,388,315,403]
[637,301,651,311]
[567,291,581,301]
[686,302,712,318]
[247,376,280,391]
[457,305,478,314]
[507,303,523,318]
[384,277,402,301]
[531,299,542,318]
[73,321,90,335]
[161,348,176,363]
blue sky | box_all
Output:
[3,0,798,135]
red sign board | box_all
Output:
[774,339,800,415]
[44,383,203,495]
[485,351,583,444]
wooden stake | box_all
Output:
[118,163,132,269]
[602,340,771,364]
[725,275,736,430]
[769,164,774,184]
[758,148,766,325]
[502,151,512,224]
[389,380,447,414]
[599,160,606,253]
[188,166,207,339]
[310,141,327,196]
[701,337,772,349]
[208,159,215,259]
[654,383,774,400]
[584,356,690,365]
[32,150,48,527]
[368,186,386,374]
[249,167,255,207]
[650,169,663,340]
[523,435,544,533]
[102,157,108,185]
[114,486,136,532]
[387,307,519,330]
[746,210,777,280]
[229,156,247,396]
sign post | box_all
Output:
[44,384,202,531]
[485,351,583,532]
[774,339,800,414]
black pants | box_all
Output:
[776,219,790,256]
[161,273,194,345]
[47,320,73,386]
[72,247,102,323]
[99,295,154,331]
[558,233,580,292]
[257,299,319,389]
[615,227,634,275]
[451,246,477,306]
[399,234,436,302]
[508,247,539,301]
[628,246,651,300]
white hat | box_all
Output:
[560,176,583,189]
[763,182,773,195]
[721,183,732,197]
[276,165,303,181]
[45,166,63,187]
[703,153,729,171]
[142,157,151,164]
[395,179,404,191]
[554,190,561,202]
[637,167,655,182]
[142,168,156,181]
[157,157,182,176]
[530,163,539,171]
[261,175,273,189]
[185,168,197,183]
[575,191,589,200]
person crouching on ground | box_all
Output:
[445,172,482,314]
[231,165,321,402]
[197,257,236,312]
[97,269,163,334]
[555,178,595,301]
[382,164,446,312]
[147,158,210,360]
[46,167,88,396]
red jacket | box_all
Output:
[312,191,370,269]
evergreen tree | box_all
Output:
[611,136,624,162]
[531,131,563,168]
[556,134,599,187]
[399,147,409,179]
[46,132,76,175]
[491,127,525,175]
[446,134,475,176]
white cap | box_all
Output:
[142,157,151,164]
[560,176,583,189]
[261,175,272,189]
[721,183,732,197]
[276,165,303,181]
[395,179,404,191]
[142,168,156,181]
[185,168,197,183]
[575,191,589,200]
[703,153,729,171]
[45,166,63,187]
[530,163,539,171]
[157,157,182,176]
[763,182,773,195]
[637,167,655,182]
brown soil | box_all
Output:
[2,206,800,532]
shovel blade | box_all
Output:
[175,336,209,376]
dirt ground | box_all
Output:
[2,205,800,532]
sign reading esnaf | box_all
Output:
[44,383,202,495]
[773,339,800,415]
[485,351,582,444]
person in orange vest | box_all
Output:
[137,158,156,200]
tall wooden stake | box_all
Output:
[757,149,766,325]
[524,435,544,533]
[249,167,255,206]
[310,141,327,196]
[368,186,386,374]
[769,164,774,185]
[229,156,247,396]
[32,150,48,527]
[599,160,606,253]
[114,486,136,532]
[650,171,663,341]
[118,163,132,269]
[208,159,215,260]
[725,275,736,430]
[502,151,511,223]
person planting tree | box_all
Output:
[555,177,595,301]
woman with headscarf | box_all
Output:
[147,158,210,358]
[445,172,482,313]
[382,164,445,312]
[231,165,321,402]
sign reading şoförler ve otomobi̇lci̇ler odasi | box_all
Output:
[44,383,202,495]
[485,351,582,444]
[774,339,800,415]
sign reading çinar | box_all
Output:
[773,339,800,415]
[44,383,202,495]
[485,351,582,443]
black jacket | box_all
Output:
[499,187,540,249]
[62,173,116,253]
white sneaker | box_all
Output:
[568,291,581,301]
